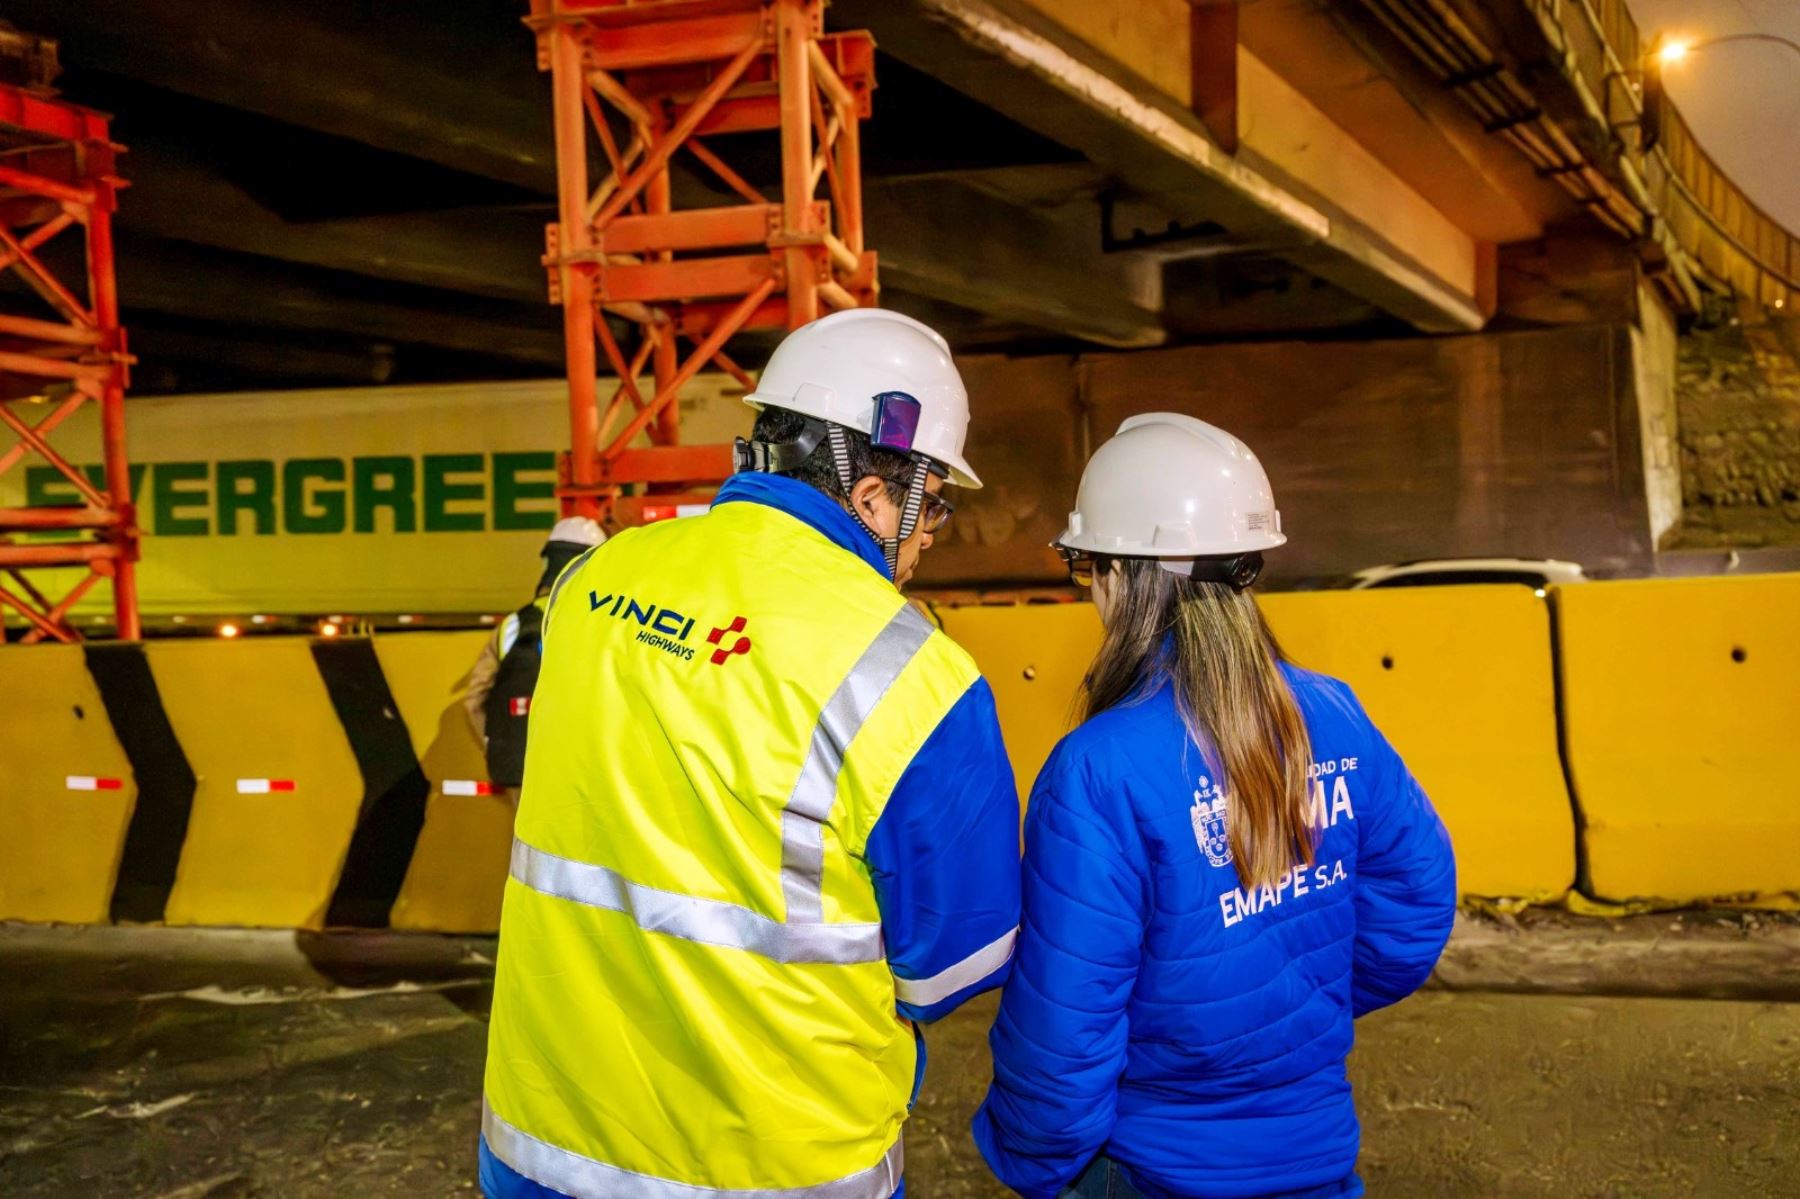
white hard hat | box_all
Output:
[545,516,605,549]
[744,308,982,488]
[1058,413,1285,557]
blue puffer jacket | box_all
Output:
[973,662,1456,1199]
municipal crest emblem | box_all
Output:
[1190,775,1232,868]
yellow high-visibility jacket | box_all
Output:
[482,473,1020,1198]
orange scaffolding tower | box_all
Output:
[0,81,137,642]
[526,0,877,523]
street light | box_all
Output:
[1640,32,1800,153]
[1655,32,1800,67]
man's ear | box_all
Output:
[848,475,890,524]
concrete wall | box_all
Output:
[1672,311,1800,548]
[1631,286,1682,546]
[922,323,1662,587]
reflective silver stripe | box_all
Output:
[892,927,1018,1007]
[781,605,936,923]
[510,839,884,965]
[497,612,523,658]
[484,1098,904,1199]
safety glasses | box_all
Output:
[919,490,956,534]
[1057,546,1114,588]
[1056,547,1265,590]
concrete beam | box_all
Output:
[1002,0,1494,314]
[14,0,557,192]
[866,171,1164,348]
[835,0,1490,333]
[1233,49,1492,326]
[130,148,1157,349]
[34,0,1169,345]
[118,137,550,305]
[1240,0,1567,244]
[1497,233,1642,327]
[1161,258,1397,340]
[110,238,566,368]
[126,324,404,392]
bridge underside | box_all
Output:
[5,0,1646,395]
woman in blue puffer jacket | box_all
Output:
[973,413,1457,1199]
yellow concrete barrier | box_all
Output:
[1557,574,1800,902]
[940,587,1574,900]
[376,630,512,933]
[1262,588,1572,900]
[12,573,1789,927]
[0,646,135,923]
[933,602,1102,805]
[147,639,363,928]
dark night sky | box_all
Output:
[1627,0,1800,232]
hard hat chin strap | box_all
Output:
[826,422,927,581]
[891,455,930,578]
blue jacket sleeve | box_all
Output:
[972,742,1147,1199]
[866,678,1022,1024]
[1350,705,1457,1018]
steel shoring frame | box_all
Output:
[0,83,137,642]
[527,0,878,522]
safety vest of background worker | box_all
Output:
[463,517,606,794]
[479,308,1023,1199]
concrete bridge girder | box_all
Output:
[12,0,1177,359]
[837,0,1496,334]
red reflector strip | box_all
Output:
[236,779,296,794]
[66,776,124,791]
[443,779,496,797]
[642,504,711,523]
[508,696,531,716]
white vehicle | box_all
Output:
[1345,558,1587,593]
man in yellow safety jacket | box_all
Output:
[479,309,1022,1199]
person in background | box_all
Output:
[974,413,1457,1199]
[463,516,605,801]
[480,308,1021,1199]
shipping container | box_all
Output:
[0,376,752,629]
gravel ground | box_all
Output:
[3,917,1798,1197]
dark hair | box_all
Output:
[752,406,913,505]
[1083,558,1315,890]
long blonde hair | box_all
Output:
[1082,559,1314,889]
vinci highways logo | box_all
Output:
[589,591,752,666]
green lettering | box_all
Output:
[353,456,416,533]
[26,465,80,507]
[492,451,556,531]
[30,463,147,507]
[422,453,485,533]
[152,462,210,536]
[79,463,148,504]
[283,458,346,535]
[216,460,277,535]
